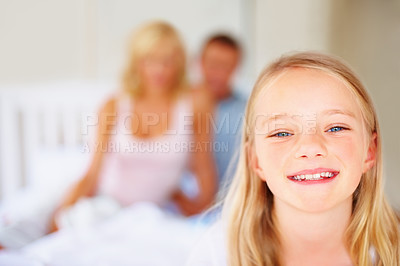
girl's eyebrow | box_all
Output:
[260,109,356,128]
[262,113,292,124]
[265,109,356,121]
[321,109,356,119]
[259,113,298,128]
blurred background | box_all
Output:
[0,0,399,207]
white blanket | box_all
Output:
[0,202,209,266]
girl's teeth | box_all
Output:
[292,172,336,181]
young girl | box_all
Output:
[187,52,400,265]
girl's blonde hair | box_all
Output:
[223,51,400,265]
[121,21,186,97]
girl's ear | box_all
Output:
[363,132,377,173]
[246,142,266,181]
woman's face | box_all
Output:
[251,68,375,213]
[139,42,181,94]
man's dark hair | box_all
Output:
[203,33,241,52]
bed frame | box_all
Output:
[0,81,114,201]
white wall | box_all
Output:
[0,0,251,88]
[0,0,88,84]
[253,0,332,75]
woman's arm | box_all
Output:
[173,89,217,216]
[48,97,117,232]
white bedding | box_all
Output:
[0,202,210,266]
[0,84,213,265]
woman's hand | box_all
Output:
[47,175,94,233]
[48,208,60,233]
[47,96,117,233]
[173,89,218,216]
[171,189,207,216]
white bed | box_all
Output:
[0,81,210,265]
[0,202,209,266]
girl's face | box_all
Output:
[251,68,376,213]
[139,42,181,94]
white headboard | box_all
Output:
[0,81,114,201]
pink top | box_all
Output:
[97,94,193,207]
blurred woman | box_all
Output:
[50,21,217,231]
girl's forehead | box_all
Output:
[254,68,362,119]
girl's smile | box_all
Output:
[286,167,339,184]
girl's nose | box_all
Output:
[294,131,327,159]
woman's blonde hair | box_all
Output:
[223,51,400,265]
[121,21,186,97]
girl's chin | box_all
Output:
[280,196,352,214]
[294,203,335,214]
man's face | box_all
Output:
[201,42,240,98]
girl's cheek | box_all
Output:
[326,135,364,164]
[257,141,292,169]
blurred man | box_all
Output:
[198,34,247,187]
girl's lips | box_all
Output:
[286,168,340,184]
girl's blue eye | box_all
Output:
[327,126,345,132]
[274,132,293,137]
